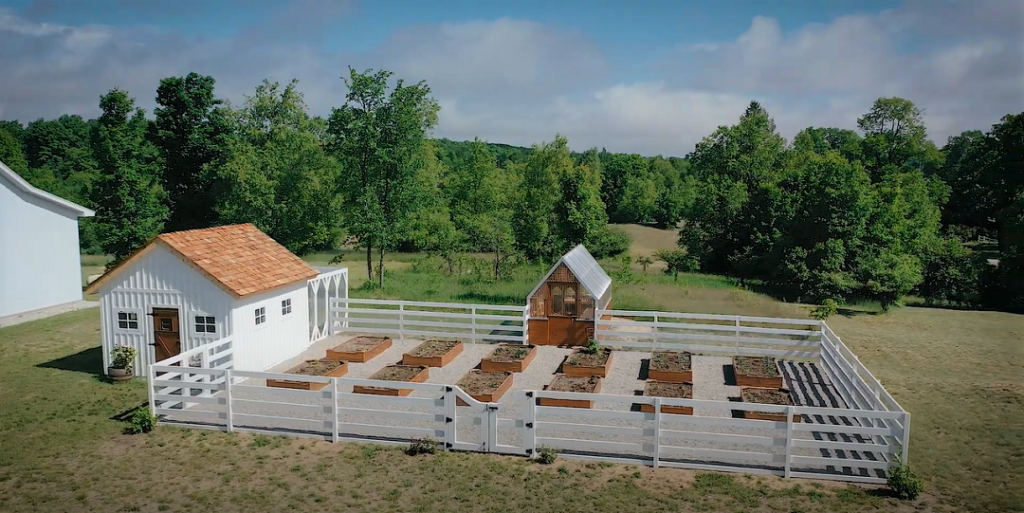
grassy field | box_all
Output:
[34,227,1020,512]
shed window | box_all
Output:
[255,307,266,325]
[549,284,581,317]
[117,311,139,330]
[194,316,216,334]
[281,298,292,316]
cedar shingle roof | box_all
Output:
[86,224,319,298]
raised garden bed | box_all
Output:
[648,351,692,383]
[563,348,613,378]
[455,370,514,406]
[738,387,801,422]
[733,356,783,388]
[480,344,537,373]
[538,375,601,409]
[353,365,429,396]
[326,336,392,363]
[266,359,347,391]
[638,381,693,415]
[402,339,464,367]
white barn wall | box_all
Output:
[97,245,234,375]
[0,172,85,317]
[231,282,310,372]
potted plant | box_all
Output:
[108,345,137,382]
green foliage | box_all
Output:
[536,446,558,465]
[809,299,838,321]
[122,408,156,435]
[110,345,137,371]
[918,237,982,307]
[584,226,631,259]
[887,463,923,500]
[654,248,698,280]
[405,437,437,456]
[0,128,29,175]
[513,135,573,260]
[556,159,608,253]
[581,339,601,355]
[636,255,653,272]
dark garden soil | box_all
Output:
[286,359,344,376]
[457,371,511,394]
[741,387,793,406]
[644,381,693,399]
[335,336,389,352]
[370,365,426,381]
[651,351,692,372]
[488,345,533,363]
[548,375,600,393]
[733,356,780,377]
[566,348,612,367]
[409,340,460,357]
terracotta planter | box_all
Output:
[353,365,429,397]
[638,381,693,415]
[326,336,392,363]
[648,351,693,383]
[562,349,613,378]
[733,356,784,388]
[480,344,538,373]
[538,375,601,409]
[402,340,464,367]
[455,371,514,406]
[107,367,133,382]
[267,359,348,391]
[738,387,800,422]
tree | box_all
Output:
[857,97,928,175]
[982,113,1024,253]
[328,67,440,287]
[153,72,231,232]
[556,161,608,254]
[917,237,982,307]
[90,89,168,266]
[601,153,649,221]
[0,129,29,175]
[514,135,573,260]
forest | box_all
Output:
[0,69,1021,313]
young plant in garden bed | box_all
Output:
[732,356,783,388]
[402,339,464,367]
[639,381,694,415]
[737,387,800,422]
[480,344,537,373]
[326,336,392,362]
[648,351,693,383]
[539,375,601,409]
[563,340,613,378]
[353,365,429,396]
[266,358,348,391]
[455,370,513,405]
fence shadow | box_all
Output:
[36,345,104,377]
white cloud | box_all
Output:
[0,2,1021,157]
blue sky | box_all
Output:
[0,0,1020,155]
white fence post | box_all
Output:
[332,378,340,443]
[901,412,911,464]
[471,307,477,343]
[444,386,456,451]
[525,391,536,458]
[225,369,234,432]
[653,313,659,351]
[734,316,741,354]
[652,397,661,468]
[148,364,156,418]
[398,303,405,341]
[784,406,794,478]
[522,306,529,345]
[486,404,498,452]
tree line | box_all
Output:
[0,70,1020,311]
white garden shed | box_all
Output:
[85,223,347,376]
[0,159,94,318]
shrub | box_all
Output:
[406,437,437,456]
[917,237,982,307]
[809,299,838,320]
[536,446,558,465]
[586,226,632,259]
[654,248,699,280]
[110,345,137,372]
[123,408,156,435]
[581,339,600,355]
[887,463,923,500]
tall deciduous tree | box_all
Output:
[328,67,439,287]
[514,135,574,260]
[90,89,167,266]
[556,160,607,253]
[153,72,231,232]
[857,97,929,176]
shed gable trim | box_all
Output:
[0,159,95,217]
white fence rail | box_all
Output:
[595,309,822,360]
[329,298,528,344]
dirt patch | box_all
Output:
[488,345,533,363]
[652,351,692,372]
[457,371,510,394]
[408,339,460,357]
[370,365,426,381]
[285,359,344,376]
[645,381,692,399]
[548,375,600,393]
[567,348,612,367]
[335,336,389,353]
[734,356,780,377]
[741,388,793,406]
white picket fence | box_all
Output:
[328,298,528,344]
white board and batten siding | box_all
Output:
[97,244,234,375]
[231,282,309,372]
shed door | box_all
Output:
[151,308,181,362]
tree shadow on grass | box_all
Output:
[836,308,882,318]
[36,345,104,376]
[454,292,524,305]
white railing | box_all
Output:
[329,298,527,344]
[148,337,234,417]
[595,309,822,360]
[309,268,348,343]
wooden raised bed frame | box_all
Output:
[455,370,514,406]
[562,348,614,378]
[353,365,429,397]
[480,344,538,373]
[638,381,694,415]
[538,375,601,409]
[738,387,801,423]
[326,336,392,363]
[402,340,464,368]
[267,359,348,391]
[648,351,693,383]
[733,356,784,388]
